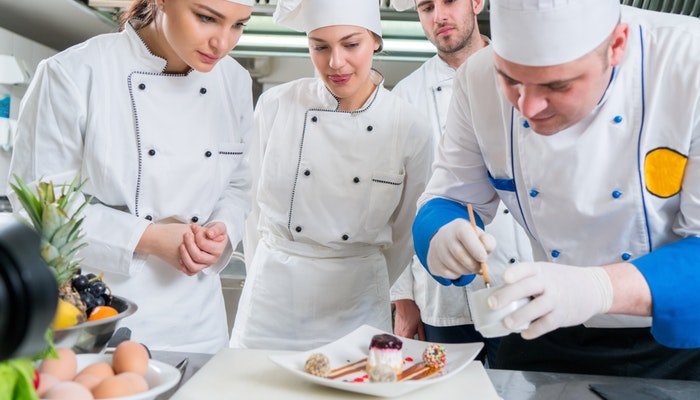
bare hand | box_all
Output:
[393,299,426,341]
[137,223,198,275]
[179,222,228,273]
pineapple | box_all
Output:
[58,282,87,316]
[10,174,91,319]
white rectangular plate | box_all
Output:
[269,325,483,398]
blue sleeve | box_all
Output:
[412,197,484,287]
[631,236,700,348]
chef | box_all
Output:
[412,0,700,379]
[230,0,433,351]
[9,0,255,353]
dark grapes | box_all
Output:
[100,293,112,307]
[71,275,89,292]
[89,281,106,297]
[81,292,97,312]
[70,272,112,316]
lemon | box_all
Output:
[52,299,83,329]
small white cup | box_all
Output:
[469,286,530,338]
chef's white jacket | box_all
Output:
[413,6,700,347]
[9,22,253,353]
[230,72,433,350]
[390,53,532,327]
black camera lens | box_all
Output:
[0,221,58,361]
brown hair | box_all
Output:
[119,0,156,31]
[371,32,384,54]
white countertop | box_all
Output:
[170,348,500,400]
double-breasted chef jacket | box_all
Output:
[413,6,700,348]
[390,51,533,328]
[230,72,433,351]
[9,22,253,353]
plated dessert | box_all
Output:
[304,333,447,383]
[270,324,483,397]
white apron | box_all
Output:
[234,238,390,350]
[231,76,433,350]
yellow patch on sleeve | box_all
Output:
[644,147,687,198]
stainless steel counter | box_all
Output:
[151,350,700,399]
[486,368,700,399]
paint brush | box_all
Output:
[467,203,491,288]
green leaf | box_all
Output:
[0,359,39,400]
[41,203,67,241]
[40,242,60,265]
[0,362,19,399]
[49,218,75,248]
[38,181,56,205]
[9,176,42,231]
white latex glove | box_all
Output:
[489,262,614,339]
[426,218,496,280]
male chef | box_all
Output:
[413,0,700,379]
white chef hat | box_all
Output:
[226,0,255,5]
[490,0,620,66]
[391,0,415,11]
[273,0,382,36]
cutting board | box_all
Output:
[171,348,500,399]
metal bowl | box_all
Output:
[54,295,137,353]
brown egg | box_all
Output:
[39,348,78,381]
[92,375,131,399]
[75,362,115,382]
[36,373,60,397]
[43,381,94,399]
[73,374,102,391]
[118,372,149,394]
[112,341,149,376]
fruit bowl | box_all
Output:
[54,295,138,353]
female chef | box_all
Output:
[9,0,255,353]
[230,0,433,350]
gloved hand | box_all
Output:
[426,218,496,280]
[489,262,614,339]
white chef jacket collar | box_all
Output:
[596,66,618,108]
[125,20,171,73]
[359,69,384,110]
[434,55,457,82]
[318,69,384,112]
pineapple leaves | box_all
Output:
[10,175,91,287]
[8,175,42,232]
